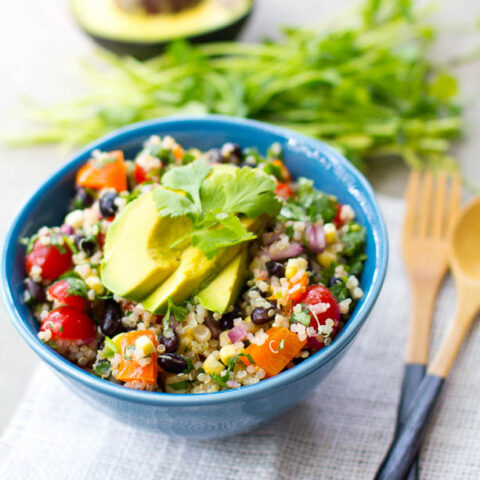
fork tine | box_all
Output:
[404,169,420,237]
[418,170,433,238]
[447,174,462,227]
[432,171,447,238]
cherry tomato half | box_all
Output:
[276,182,294,200]
[47,279,87,311]
[26,241,73,281]
[134,163,148,184]
[41,306,96,344]
[294,284,341,350]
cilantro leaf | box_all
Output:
[153,188,197,218]
[64,277,89,298]
[221,168,281,218]
[291,305,311,326]
[161,159,212,211]
[163,296,189,332]
[341,224,366,257]
[191,214,256,259]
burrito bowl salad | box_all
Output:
[21,136,366,393]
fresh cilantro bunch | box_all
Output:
[153,160,281,258]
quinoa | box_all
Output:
[22,136,367,393]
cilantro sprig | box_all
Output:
[162,296,189,333]
[153,160,280,258]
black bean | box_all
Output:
[204,313,221,340]
[229,143,243,162]
[99,300,123,337]
[74,234,96,256]
[221,143,243,164]
[158,353,188,373]
[219,310,239,331]
[266,261,285,278]
[99,192,118,218]
[73,186,94,209]
[97,337,105,352]
[251,307,270,325]
[160,332,179,353]
[328,276,342,287]
[24,278,45,303]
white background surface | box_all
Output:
[0,0,479,433]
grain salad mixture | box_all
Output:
[22,136,367,393]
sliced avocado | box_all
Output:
[71,0,254,59]
[101,190,192,301]
[195,250,247,313]
[141,214,269,313]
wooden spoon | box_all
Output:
[375,196,480,480]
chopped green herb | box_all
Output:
[93,360,111,376]
[63,276,89,298]
[169,380,193,391]
[102,337,120,358]
[291,305,311,327]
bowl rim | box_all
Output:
[1,115,388,406]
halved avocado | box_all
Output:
[195,249,247,313]
[100,190,192,301]
[71,0,254,59]
[141,214,269,313]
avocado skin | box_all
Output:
[79,8,253,60]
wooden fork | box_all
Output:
[398,169,461,479]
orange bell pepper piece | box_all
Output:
[287,273,309,302]
[76,150,127,192]
[116,330,158,384]
[241,327,306,377]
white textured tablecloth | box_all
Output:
[1,196,479,480]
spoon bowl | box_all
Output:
[449,196,480,282]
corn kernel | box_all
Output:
[317,251,338,267]
[85,275,104,295]
[192,324,211,343]
[220,344,243,365]
[203,352,225,375]
[324,223,337,243]
[112,333,125,349]
[219,331,232,347]
[135,335,155,356]
[179,333,193,353]
[285,262,297,279]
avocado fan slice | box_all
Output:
[100,190,192,301]
[140,214,269,314]
[195,249,248,314]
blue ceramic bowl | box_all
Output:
[2,116,388,439]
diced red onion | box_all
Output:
[304,222,326,254]
[204,314,221,340]
[60,224,74,235]
[267,242,304,261]
[228,324,247,343]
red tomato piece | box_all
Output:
[275,182,294,200]
[25,241,73,281]
[294,284,341,350]
[334,203,343,228]
[134,163,147,184]
[41,306,96,344]
[47,279,87,311]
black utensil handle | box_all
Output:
[395,363,426,480]
[375,374,445,480]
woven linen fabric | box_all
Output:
[1,196,479,480]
